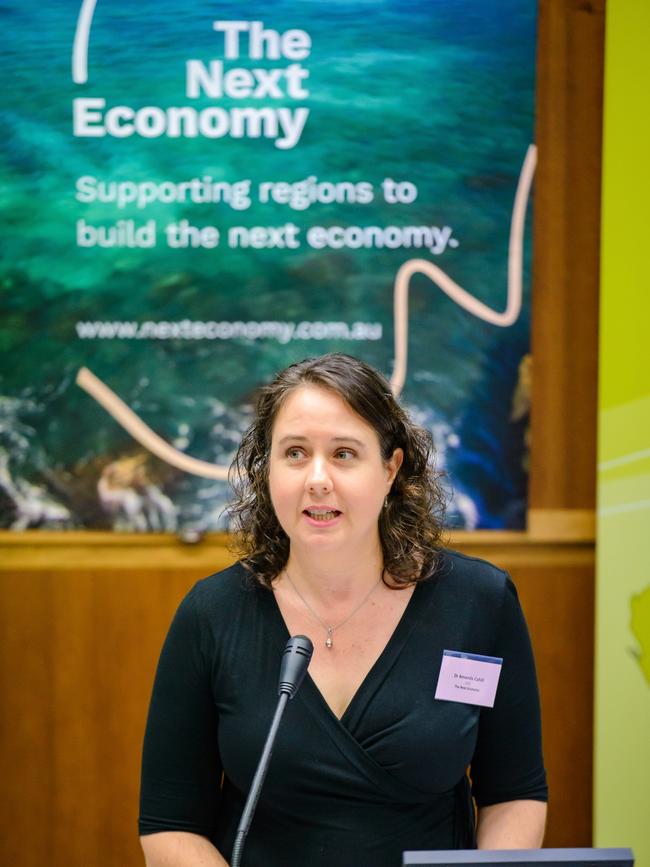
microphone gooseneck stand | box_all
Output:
[230,635,313,867]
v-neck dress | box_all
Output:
[139,550,547,865]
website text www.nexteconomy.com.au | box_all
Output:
[75,319,383,344]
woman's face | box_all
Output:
[268,385,403,556]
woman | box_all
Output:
[139,353,547,867]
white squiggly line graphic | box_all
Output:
[76,367,230,480]
[72,0,98,85]
[390,144,536,396]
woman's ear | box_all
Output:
[385,447,404,488]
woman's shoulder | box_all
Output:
[431,547,511,599]
[189,560,261,602]
[423,550,520,641]
[162,561,271,665]
[178,560,267,626]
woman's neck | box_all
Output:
[283,544,384,603]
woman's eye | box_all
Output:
[285,448,303,460]
[335,449,355,461]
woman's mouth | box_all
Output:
[303,508,341,522]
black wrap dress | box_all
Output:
[139,551,547,866]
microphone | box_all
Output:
[230,635,313,867]
[278,634,313,697]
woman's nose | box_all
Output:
[305,457,332,494]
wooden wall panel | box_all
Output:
[513,560,595,847]
[0,572,55,866]
[530,0,604,511]
[0,568,215,867]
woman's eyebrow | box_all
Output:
[276,434,366,447]
[331,436,365,447]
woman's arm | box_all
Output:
[476,799,547,849]
[470,578,548,844]
[139,589,224,856]
[141,831,229,867]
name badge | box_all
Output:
[434,649,503,708]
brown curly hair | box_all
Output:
[228,353,446,588]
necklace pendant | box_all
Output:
[325,628,333,649]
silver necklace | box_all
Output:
[284,570,383,649]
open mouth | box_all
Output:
[304,509,341,522]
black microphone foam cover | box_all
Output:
[277,635,313,698]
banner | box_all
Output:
[0,1,537,532]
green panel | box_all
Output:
[595,0,650,863]
[598,0,650,412]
